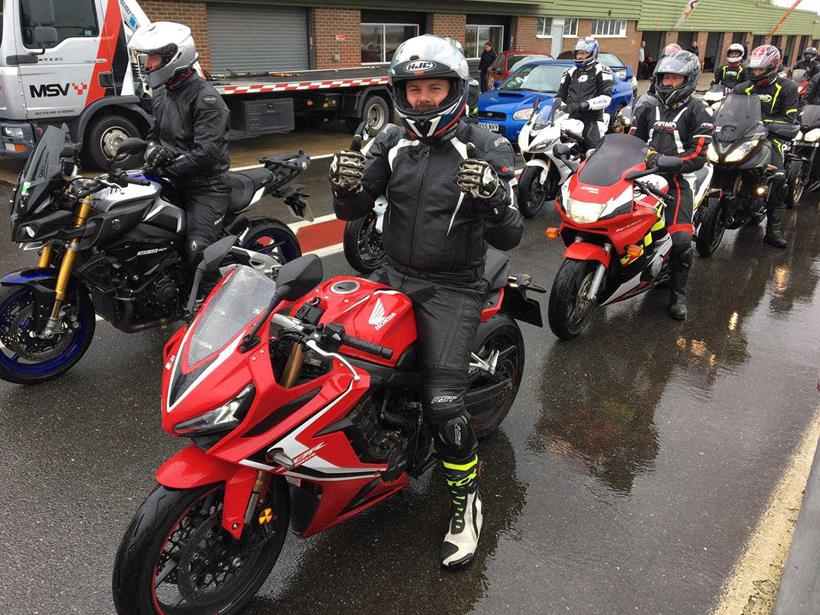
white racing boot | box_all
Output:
[441,455,482,569]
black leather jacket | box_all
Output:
[147,74,230,179]
[333,122,522,276]
[556,63,614,121]
[733,77,800,125]
[794,57,820,80]
[633,96,713,174]
[713,64,746,89]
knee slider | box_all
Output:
[433,414,477,459]
[671,231,691,254]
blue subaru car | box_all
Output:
[477,55,636,144]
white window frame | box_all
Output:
[536,17,577,39]
[361,22,420,65]
[592,19,627,38]
[465,24,504,60]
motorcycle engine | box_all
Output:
[133,271,181,322]
[348,395,418,482]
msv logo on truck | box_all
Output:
[30,82,88,98]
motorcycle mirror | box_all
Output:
[656,156,683,173]
[274,254,324,301]
[114,137,147,160]
[200,235,239,273]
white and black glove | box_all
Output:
[457,142,501,200]
[330,134,366,194]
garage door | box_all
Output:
[207,3,310,73]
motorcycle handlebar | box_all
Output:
[635,179,673,205]
[340,332,393,359]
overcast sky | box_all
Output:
[773,0,820,14]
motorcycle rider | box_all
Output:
[329,35,522,569]
[713,43,747,89]
[734,45,799,248]
[556,36,613,153]
[127,22,231,292]
[633,50,714,320]
[647,43,683,97]
[793,46,820,80]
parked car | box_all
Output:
[476,59,635,144]
[488,50,553,88]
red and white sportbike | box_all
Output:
[545,133,712,339]
[112,239,544,615]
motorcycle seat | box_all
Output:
[227,168,273,213]
[483,249,510,291]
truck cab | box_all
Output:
[0,0,151,167]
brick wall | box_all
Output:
[141,0,211,72]
[561,20,640,73]
[430,13,466,47]
[511,16,551,54]
[311,8,361,69]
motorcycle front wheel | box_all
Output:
[113,479,290,615]
[343,212,385,273]
[548,259,598,340]
[695,197,726,257]
[0,284,95,384]
[785,159,805,208]
[516,165,550,218]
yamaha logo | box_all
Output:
[405,60,435,72]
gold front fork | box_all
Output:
[42,196,92,338]
[281,342,306,387]
[37,244,53,268]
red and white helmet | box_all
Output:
[748,45,781,87]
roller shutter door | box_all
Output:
[207,3,310,73]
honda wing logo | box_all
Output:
[368,299,396,330]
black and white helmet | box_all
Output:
[389,35,470,140]
[804,47,818,61]
[727,43,745,64]
[654,50,701,109]
[574,36,600,69]
[128,22,199,89]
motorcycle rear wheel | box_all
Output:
[0,284,95,385]
[242,219,301,265]
[695,198,726,257]
[343,212,385,274]
[468,316,525,438]
[113,480,290,615]
[548,259,598,340]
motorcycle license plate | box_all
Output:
[483,123,500,133]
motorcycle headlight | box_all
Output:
[725,139,759,163]
[173,384,255,435]
[513,108,534,121]
[567,198,605,223]
[805,128,820,143]
[707,143,719,163]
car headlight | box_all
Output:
[805,128,820,142]
[4,127,24,139]
[567,199,605,223]
[173,384,255,435]
[725,139,759,163]
[513,108,534,121]
[707,143,719,163]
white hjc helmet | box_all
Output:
[128,22,199,89]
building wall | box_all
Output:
[141,0,211,72]
[430,13,467,47]
[511,16,551,54]
[311,8,361,69]
[559,20,640,73]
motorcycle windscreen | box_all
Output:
[801,105,820,129]
[713,94,764,143]
[577,133,648,186]
[186,266,277,368]
[10,125,67,237]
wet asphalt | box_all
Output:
[1,157,819,615]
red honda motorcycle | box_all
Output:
[544,133,710,339]
[112,237,544,615]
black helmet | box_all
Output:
[389,35,470,140]
[654,50,700,108]
[804,47,818,61]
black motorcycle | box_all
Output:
[0,125,309,384]
[698,94,799,256]
[786,104,820,207]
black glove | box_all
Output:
[456,143,501,203]
[565,102,580,116]
[645,149,660,169]
[329,150,366,194]
[579,101,590,112]
[144,143,173,170]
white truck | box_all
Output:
[0,0,392,167]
